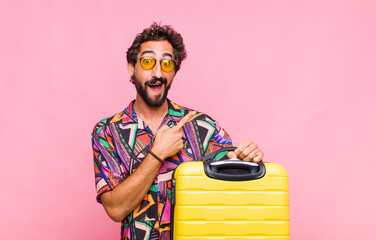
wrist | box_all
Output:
[149,147,165,163]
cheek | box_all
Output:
[134,67,150,81]
[166,76,174,85]
[166,72,175,82]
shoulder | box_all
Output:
[91,109,133,139]
[92,100,137,135]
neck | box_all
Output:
[133,95,168,129]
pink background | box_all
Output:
[1,0,375,239]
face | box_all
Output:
[128,40,176,107]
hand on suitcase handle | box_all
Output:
[227,139,264,162]
[198,146,266,181]
[199,142,263,162]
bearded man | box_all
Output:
[91,23,263,240]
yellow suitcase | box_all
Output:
[171,147,289,240]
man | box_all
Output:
[91,23,263,239]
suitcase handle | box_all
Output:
[199,147,265,181]
[203,160,265,181]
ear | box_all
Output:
[127,62,135,76]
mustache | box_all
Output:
[145,77,167,85]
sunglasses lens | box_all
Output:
[161,60,175,72]
[140,58,156,70]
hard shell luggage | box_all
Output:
[171,147,289,240]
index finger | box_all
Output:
[176,111,197,129]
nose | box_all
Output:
[151,61,163,79]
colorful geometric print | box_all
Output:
[91,99,232,240]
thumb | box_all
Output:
[227,151,237,159]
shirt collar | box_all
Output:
[123,99,187,130]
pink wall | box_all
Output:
[1,0,375,239]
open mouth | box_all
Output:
[147,81,163,92]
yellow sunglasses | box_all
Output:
[139,57,176,73]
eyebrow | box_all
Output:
[141,50,155,56]
[141,50,173,59]
[162,52,173,58]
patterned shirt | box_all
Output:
[91,99,232,239]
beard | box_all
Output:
[132,76,171,107]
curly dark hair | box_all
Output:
[126,22,187,72]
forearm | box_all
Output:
[100,149,164,222]
[99,111,195,222]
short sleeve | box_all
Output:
[91,121,125,203]
[209,119,233,160]
[213,120,232,147]
[190,112,233,159]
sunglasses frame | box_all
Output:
[138,57,176,73]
